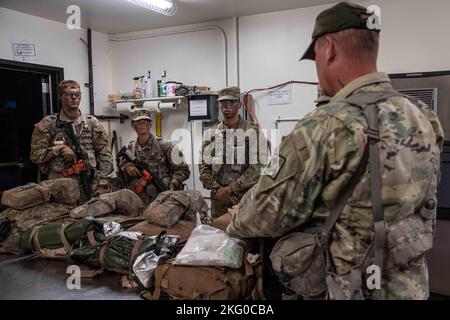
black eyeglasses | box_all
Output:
[219,101,240,108]
[64,92,82,99]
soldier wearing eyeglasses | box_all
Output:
[30,80,114,203]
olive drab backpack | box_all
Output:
[270,90,436,300]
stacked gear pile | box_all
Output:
[0,181,145,256]
[1,183,260,300]
[0,178,80,254]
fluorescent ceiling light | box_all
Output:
[125,0,176,16]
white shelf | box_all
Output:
[110,96,187,107]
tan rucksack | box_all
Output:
[70,189,143,219]
[1,178,80,210]
[143,191,209,228]
[143,257,256,300]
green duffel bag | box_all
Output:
[70,231,179,276]
[19,218,106,259]
[0,203,73,255]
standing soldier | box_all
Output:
[200,86,267,219]
[226,2,444,300]
[120,108,190,207]
[30,80,113,203]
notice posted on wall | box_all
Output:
[268,84,292,105]
[189,99,208,117]
[10,39,37,62]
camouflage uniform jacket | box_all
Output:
[30,111,113,199]
[227,72,444,299]
[200,116,265,213]
[121,134,190,207]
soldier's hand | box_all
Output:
[122,163,142,178]
[94,185,110,196]
[215,186,239,206]
[60,145,75,162]
[228,205,238,217]
[169,180,179,191]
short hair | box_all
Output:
[317,28,379,60]
[58,80,80,97]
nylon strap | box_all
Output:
[344,90,411,300]
[59,223,71,253]
[364,103,386,300]
[87,230,99,247]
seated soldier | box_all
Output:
[120,108,190,207]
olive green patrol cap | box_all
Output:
[131,108,152,122]
[218,86,241,101]
[300,1,380,61]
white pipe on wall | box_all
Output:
[109,26,229,86]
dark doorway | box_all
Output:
[0,59,63,192]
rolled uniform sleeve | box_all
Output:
[162,142,191,186]
[30,117,57,170]
[199,138,222,191]
[91,118,114,184]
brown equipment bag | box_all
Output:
[128,220,196,245]
[1,178,80,210]
[143,256,256,300]
[143,191,209,228]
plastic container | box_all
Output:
[166,81,177,97]
[144,71,153,98]
[159,71,167,97]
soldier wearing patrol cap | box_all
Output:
[226,2,443,300]
[199,86,267,219]
[120,108,190,207]
[30,80,114,203]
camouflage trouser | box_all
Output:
[211,199,231,220]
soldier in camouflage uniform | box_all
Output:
[227,2,444,300]
[199,86,267,219]
[30,80,113,203]
[120,108,190,207]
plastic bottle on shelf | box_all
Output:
[159,70,167,97]
[144,71,153,98]
[133,76,142,99]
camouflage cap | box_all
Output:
[131,108,152,122]
[300,1,380,61]
[218,86,241,101]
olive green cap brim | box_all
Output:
[300,40,316,61]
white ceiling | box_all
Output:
[0,0,336,35]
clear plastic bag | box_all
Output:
[173,224,244,269]
[131,233,179,288]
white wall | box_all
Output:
[0,7,112,116]
[239,0,450,143]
